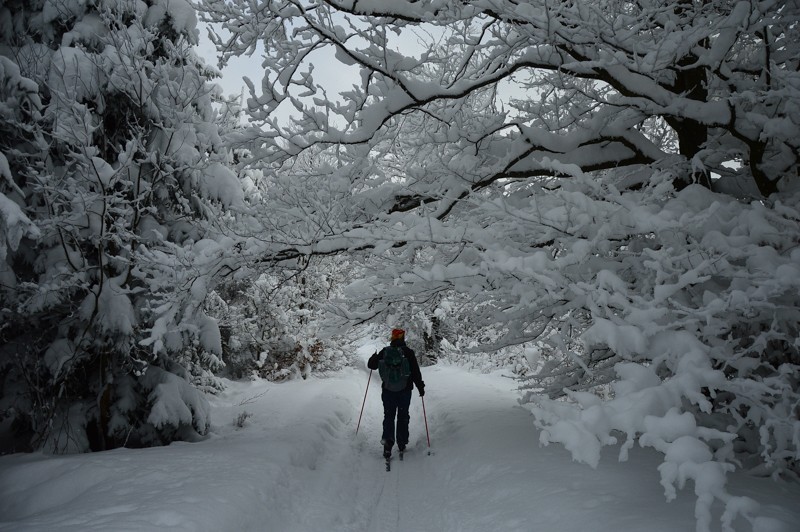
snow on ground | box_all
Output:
[1,344,799,532]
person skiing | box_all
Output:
[368,328,425,460]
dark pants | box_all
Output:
[381,387,412,446]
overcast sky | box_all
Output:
[196,23,362,125]
[194,20,521,127]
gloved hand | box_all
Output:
[418,383,425,397]
[367,351,380,370]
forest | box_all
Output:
[1,1,798,530]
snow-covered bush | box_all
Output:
[519,179,800,530]
[209,259,357,381]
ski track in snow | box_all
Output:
[1,361,800,532]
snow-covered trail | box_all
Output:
[2,362,799,532]
[288,364,799,532]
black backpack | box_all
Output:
[378,346,411,392]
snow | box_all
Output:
[144,0,198,40]
[1,345,798,532]
[42,339,75,378]
[143,366,210,434]
[197,312,222,355]
[48,47,100,102]
[198,162,245,208]
[96,284,136,335]
[89,157,115,188]
[582,319,647,358]
[0,153,16,192]
[0,191,40,262]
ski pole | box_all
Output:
[355,369,372,435]
[421,395,431,454]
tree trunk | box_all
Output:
[669,0,712,191]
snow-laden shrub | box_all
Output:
[523,181,800,530]
[209,263,356,381]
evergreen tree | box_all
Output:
[0,0,242,452]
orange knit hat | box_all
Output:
[390,328,405,341]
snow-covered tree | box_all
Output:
[210,256,356,381]
[204,0,797,197]
[0,0,243,452]
[202,0,799,529]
